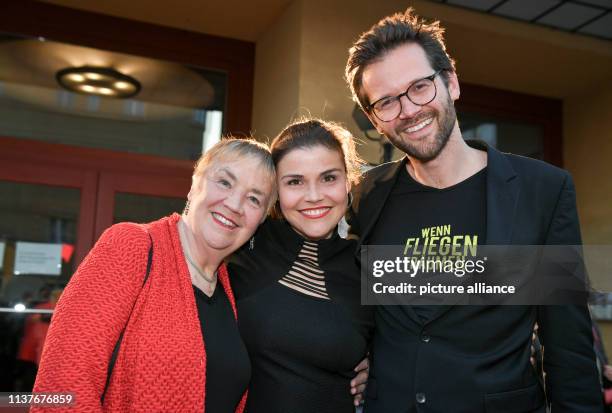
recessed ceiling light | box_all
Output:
[66,73,85,83]
[114,81,132,90]
[98,87,115,96]
[56,66,141,98]
[86,72,103,81]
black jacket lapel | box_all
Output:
[483,144,520,245]
[358,159,406,246]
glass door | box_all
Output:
[0,140,192,392]
[0,158,97,392]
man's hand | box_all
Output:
[603,365,612,382]
[351,357,369,406]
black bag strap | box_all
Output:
[101,233,153,403]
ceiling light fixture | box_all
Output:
[56,66,141,98]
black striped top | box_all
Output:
[278,240,329,299]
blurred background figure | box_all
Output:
[593,320,612,411]
[14,287,62,391]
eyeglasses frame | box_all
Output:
[366,69,444,122]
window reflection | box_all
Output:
[459,112,544,159]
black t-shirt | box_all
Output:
[368,164,487,322]
[193,283,251,413]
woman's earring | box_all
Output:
[184,200,191,215]
[249,236,255,250]
[347,192,354,208]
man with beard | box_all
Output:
[345,8,603,413]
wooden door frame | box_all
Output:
[0,141,97,266]
[0,137,192,265]
[96,172,191,239]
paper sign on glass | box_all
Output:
[14,242,62,276]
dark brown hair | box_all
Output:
[345,7,456,111]
[271,118,363,186]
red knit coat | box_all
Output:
[33,214,247,413]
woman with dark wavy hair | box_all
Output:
[229,118,373,413]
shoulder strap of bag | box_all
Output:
[101,233,153,403]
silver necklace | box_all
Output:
[184,249,217,283]
[179,221,217,284]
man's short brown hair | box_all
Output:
[345,8,456,111]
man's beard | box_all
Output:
[386,93,457,163]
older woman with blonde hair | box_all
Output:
[33,138,276,413]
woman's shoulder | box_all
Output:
[104,221,148,237]
[319,233,358,264]
[99,222,150,247]
[89,221,153,269]
[101,214,177,247]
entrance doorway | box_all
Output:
[0,137,191,392]
[0,1,255,393]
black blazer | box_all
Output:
[347,142,603,413]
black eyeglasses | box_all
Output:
[367,70,442,122]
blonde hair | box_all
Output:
[191,137,277,210]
